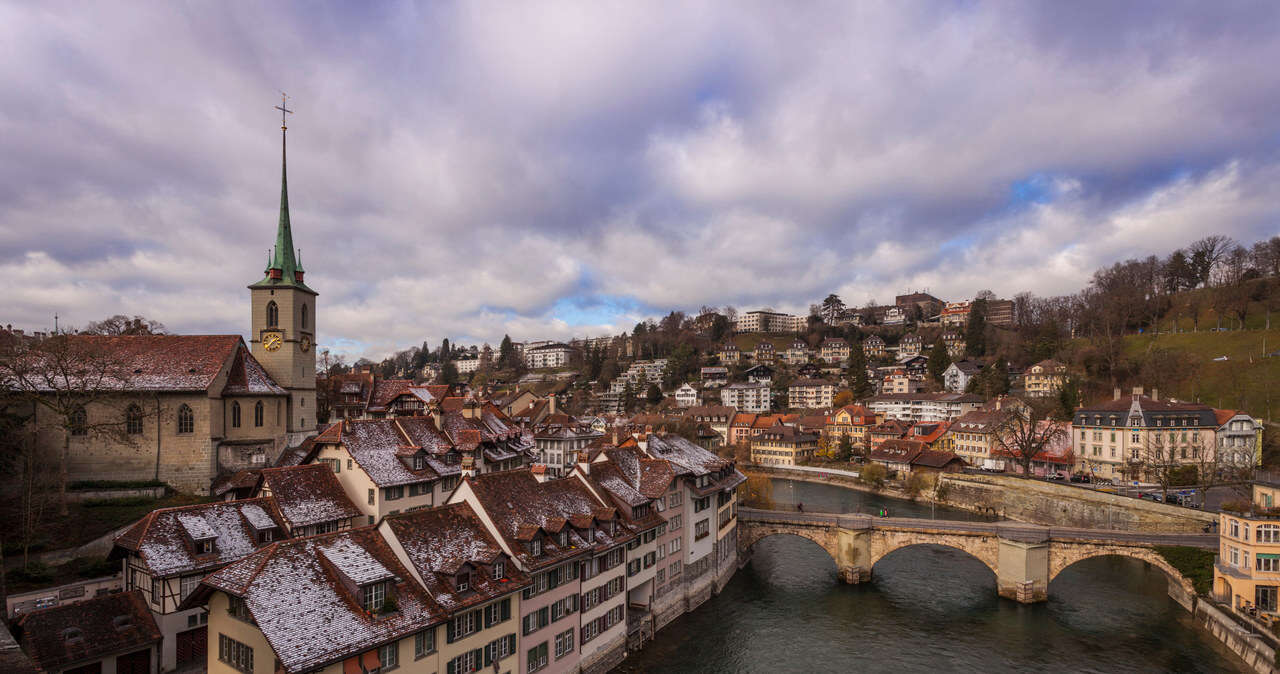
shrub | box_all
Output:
[380,596,399,614]
[11,562,54,584]
[860,463,887,490]
[1153,545,1215,595]
[69,479,166,491]
[904,472,934,500]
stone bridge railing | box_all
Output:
[738,508,1214,607]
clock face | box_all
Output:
[263,332,283,351]
[299,335,312,353]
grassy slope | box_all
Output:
[1121,327,1280,419]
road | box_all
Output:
[739,507,1220,549]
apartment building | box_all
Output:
[1023,359,1068,397]
[526,343,574,370]
[734,310,806,334]
[534,415,604,477]
[865,392,985,423]
[862,335,886,359]
[783,339,811,365]
[819,337,850,364]
[899,334,924,357]
[752,341,777,365]
[825,405,880,449]
[718,342,741,364]
[1216,411,1265,468]
[1071,387,1216,481]
[943,360,983,393]
[720,382,772,414]
[788,378,836,410]
[750,425,819,466]
[1214,481,1280,620]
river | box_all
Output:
[617,478,1244,673]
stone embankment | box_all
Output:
[745,464,1215,532]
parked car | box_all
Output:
[1070,473,1091,483]
[1213,355,1229,361]
[1044,472,1065,481]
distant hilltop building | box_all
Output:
[733,309,806,334]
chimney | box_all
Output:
[548,394,557,415]
[1132,386,1144,397]
[1113,387,1121,400]
[1151,388,1158,401]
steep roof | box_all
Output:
[332,418,449,487]
[644,433,733,478]
[15,334,257,393]
[466,469,622,569]
[871,439,927,464]
[113,497,286,578]
[15,590,160,673]
[366,379,416,412]
[221,343,289,396]
[260,464,362,530]
[192,529,442,674]
[248,128,316,295]
[384,503,528,612]
[911,449,965,469]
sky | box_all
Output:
[3,1,1280,361]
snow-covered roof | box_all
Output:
[259,464,362,529]
[194,529,444,674]
[113,498,286,578]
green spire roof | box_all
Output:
[250,125,316,295]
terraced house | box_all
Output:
[452,470,632,674]
[111,499,289,671]
[825,405,880,449]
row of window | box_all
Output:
[581,605,625,644]
[446,598,512,643]
[581,577,624,612]
[446,633,514,674]
[1228,520,1280,543]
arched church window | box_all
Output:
[301,303,308,330]
[266,301,279,328]
[255,401,265,427]
[70,405,88,436]
[125,404,143,435]
[176,404,194,434]
[231,401,241,428]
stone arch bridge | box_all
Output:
[738,508,1217,607]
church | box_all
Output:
[19,116,317,494]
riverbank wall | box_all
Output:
[746,464,1215,532]
[1194,601,1278,674]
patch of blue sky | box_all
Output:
[551,294,644,327]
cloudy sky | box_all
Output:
[3,1,1279,359]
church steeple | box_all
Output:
[251,94,315,296]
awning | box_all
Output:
[362,650,382,671]
[1258,554,1280,560]
[343,658,360,674]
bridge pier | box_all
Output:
[996,538,1049,603]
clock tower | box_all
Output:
[249,98,317,435]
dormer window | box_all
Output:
[558,531,568,546]
[493,560,505,580]
[456,571,471,592]
[196,538,215,555]
[259,528,274,544]
[412,455,425,470]
[362,581,387,612]
[62,627,83,644]
[113,615,133,632]
[530,538,543,556]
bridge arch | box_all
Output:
[1048,544,1196,602]
[739,524,842,571]
[869,531,999,577]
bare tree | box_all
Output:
[81,314,167,335]
[1188,235,1236,288]
[0,335,158,518]
[993,399,1069,477]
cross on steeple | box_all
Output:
[275,92,292,131]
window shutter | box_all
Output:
[501,598,511,620]
[447,620,456,643]
[447,659,455,674]
[484,643,492,667]
[473,648,484,669]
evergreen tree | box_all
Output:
[440,338,452,363]
[965,298,988,356]
[847,342,872,399]
[498,335,515,369]
[441,360,460,385]
[926,339,951,383]
[645,383,663,405]
[622,381,636,414]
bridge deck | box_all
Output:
[738,507,1218,549]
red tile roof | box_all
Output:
[15,590,160,673]
[20,334,267,393]
[112,497,287,577]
